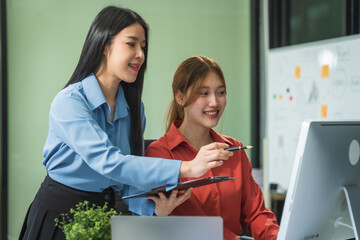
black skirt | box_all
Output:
[19,174,115,240]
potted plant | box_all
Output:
[55,200,119,240]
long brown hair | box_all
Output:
[166,56,226,132]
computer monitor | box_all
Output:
[277,120,360,240]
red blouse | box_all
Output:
[145,121,279,240]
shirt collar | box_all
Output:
[82,73,129,119]
[82,73,107,110]
[114,83,129,120]
[166,120,232,151]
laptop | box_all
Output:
[111,215,223,240]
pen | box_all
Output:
[224,146,253,151]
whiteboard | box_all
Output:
[266,34,360,190]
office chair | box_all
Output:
[144,138,157,150]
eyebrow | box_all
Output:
[126,36,146,44]
[200,85,226,89]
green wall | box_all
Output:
[7,0,250,238]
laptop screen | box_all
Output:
[111,215,223,240]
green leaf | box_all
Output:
[54,201,120,240]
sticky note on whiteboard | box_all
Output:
[321,65,329,78]
[321,104,328,118]
[295,66,301,78]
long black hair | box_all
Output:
[65,6,148,156]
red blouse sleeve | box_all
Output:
[239,150,279,239]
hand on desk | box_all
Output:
[147,188,192,216]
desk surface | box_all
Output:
[271,192,286,201]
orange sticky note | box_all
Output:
[321,104,327,118]
[321,65,329,78]
[295,66,301,78]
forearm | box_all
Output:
[179,161,192,178]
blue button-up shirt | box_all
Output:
[42,73,181,215]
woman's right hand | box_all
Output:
[179,142,233,178]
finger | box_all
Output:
[181,188,192,196]
[205,151,231,162]
[176,196,189,206]
[218,148,234,156]
[206,160,224,169]
[183,188,192,198]
[214,142,230,150]
[146,196,159,204]
[169,189,179,199]
[178,188,192,198]
[176,188,192,204]
[219,152,232,160]
[203,142,229,150]
[146,194,160,200]
[218,148,234,157]
[157,192,167,199]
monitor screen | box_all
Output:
[278,120,360,240]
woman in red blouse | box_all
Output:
[145,56,279,240]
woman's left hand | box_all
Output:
[146,188,192,216]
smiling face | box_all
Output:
[180,72,227,130]
[97,22,146,83]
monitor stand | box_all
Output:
[342,185,360,240]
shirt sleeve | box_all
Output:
[49,89,181,192]
[115,184,156,216]
[239,150,279,239]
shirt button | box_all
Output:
[214,191,219,196]
[105,194,110,201]
[108,134,112,139]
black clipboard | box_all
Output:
[121,176,237,199]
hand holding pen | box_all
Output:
[180,142,232,178]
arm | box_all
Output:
[179,142,231,177]
[146,139,232,178]
[239,151,279,240]
[49,91,230,189]
[48,91,180,191]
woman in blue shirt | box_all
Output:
[19,6,232,240]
